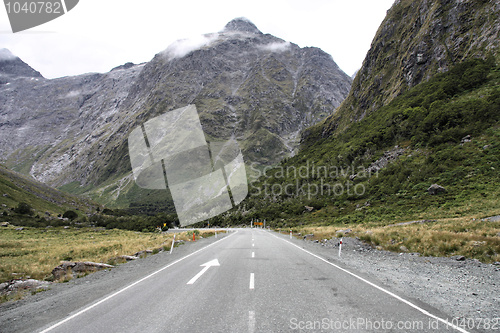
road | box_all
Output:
[27,229,470,332]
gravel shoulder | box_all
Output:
[289,234,500,333]
[1,230,498,333]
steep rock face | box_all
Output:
[0,18,352,203]
[309,0,500,140]
[0,63,145,185]
[223,17,263,34]
[0,48,43,83]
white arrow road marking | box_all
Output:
[39,232,237,333]
[187,259,220,285]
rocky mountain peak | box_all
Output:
[0,48,16,61]
[222,17,262,34]
[0,48,43,82]
[0,18,352,210]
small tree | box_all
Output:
[62,210,78,221]
[14,202,34,215]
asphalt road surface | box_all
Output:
[14,229,473,332]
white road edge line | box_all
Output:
[38,231,238,333]
[249,273,255,289]
[269,231,470,333]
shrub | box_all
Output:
[14,202,34,216]
[62,210,78,220]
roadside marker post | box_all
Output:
[193,232,196,241]
[170,234,176,254]
[339,238,343,257]
[290,229,292,239]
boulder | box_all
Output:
[0,279,51,295]
[117,255,138,261]
[52,261,114,280]
[134,250,153,257]
[483,215,500,222]
[427,184,446,195]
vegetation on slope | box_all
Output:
[0,164,98,221]
[202,58,500,261]
[316,0,500,137]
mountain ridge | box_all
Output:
[304,0,500,143]
[235,0,500,227]
[0,19,352,210]
[0,48,43,84]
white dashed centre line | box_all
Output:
[248,310,255,333]
[249,273,255,289]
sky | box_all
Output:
[0,0,395,79]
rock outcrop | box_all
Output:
[51,261,114,280]
[0,48,43,83]
[305,0,500,141]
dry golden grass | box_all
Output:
[289,216,500,263]
[0,227,223,284]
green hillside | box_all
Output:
[242,57,499,220]
[319,0,500,136]
[0,164,99,226]
[206,58,500,261]
[201,0,500,262]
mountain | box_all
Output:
[307,0,500,140]
[242,0,500,230]
[0,18,352,209]
[0,48,43,84]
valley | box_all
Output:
[0,1,499,330]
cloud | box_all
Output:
[162,33,219,60]
[258,41,291,52]
[0,48,18,61]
